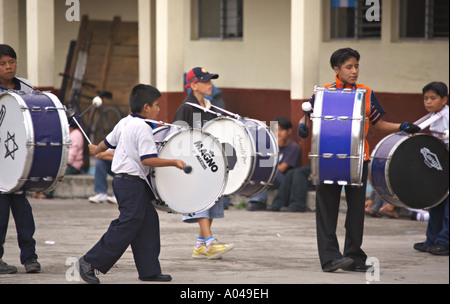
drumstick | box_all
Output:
[183,165,193,174]
[66,108,92,145]
[80,96,103,117]
[302,102,312,124]
[71,116,92,145]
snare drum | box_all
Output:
[202,117,279,197]
[369,133,449,209]
[0,91,70,194]
[309,87,366,186]
[151,126,228,216]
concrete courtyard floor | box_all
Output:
[0,197,448,286]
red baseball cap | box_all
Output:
[185,67,219,89]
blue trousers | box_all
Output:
[425,196,449,247]
[0,192,38,264]
[84,176,162,278]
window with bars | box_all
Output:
[399,0,449,39]
[198,0,243,39]
[330,0,382,40]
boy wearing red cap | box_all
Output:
[174,67,234,260]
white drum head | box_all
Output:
[0,93,34,193]
[203,118,253,195]
[152,129,228,215]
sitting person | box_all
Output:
[247,117,301,211]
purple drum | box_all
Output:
[369,133,449,209]
[309,87,367,186]
[0,91,70,194]
[203,117,279,197]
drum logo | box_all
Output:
[420,147,443,171]
[194,141,218,172]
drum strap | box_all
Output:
[185,102,221,117]
[414,108,447,130]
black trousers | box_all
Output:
[0,192,37,264]
[84,176,161,278]
[315,161,369,269]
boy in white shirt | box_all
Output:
[414,81,449,256]
[78,84,185,283]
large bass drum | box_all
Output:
[151,126,228,216]
[0,91,70,194]
[309,87,367,186]
[202,117,279,197]
[369,133,449,209]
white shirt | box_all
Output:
[430,105,449,145]
[104,114,157,179]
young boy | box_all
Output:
[298,48,420,272]
[413,81,449,255]
[78,84,185,284]
[173,67,234,260]
[0,44,40,275]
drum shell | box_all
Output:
[309,88,366,186]
[369,133,449,209]
[202,117,279,197]
[0,92,70,194]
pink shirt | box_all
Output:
[68,128,84,170]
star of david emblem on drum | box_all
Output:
[4,131,19,160]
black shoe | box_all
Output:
[428,243,449,256]
[139,273,172,282]
[413,242,429,252]
[77,256,100,284]
[24,258,41,273]
[0,259,18,274]
[322,257,354,272]
[246,201,266,211]
[343,263,373,272]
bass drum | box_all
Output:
[369,133,449,209]
[0,91,70,194]
[151,126,228,216]
[202,117,279,197]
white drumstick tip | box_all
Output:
[302,102,312,112]
[93,96,103,108]
[444,130,449,140]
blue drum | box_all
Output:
[309,87,367,186]
[203,117,279,197]
[369,133,449,209]
[0,91,70,194]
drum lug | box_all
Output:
[31,106,42,112]
[322,153,334,158]
[337,154,349,159]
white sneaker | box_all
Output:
[88,193,107,204]
[107,195,117,204]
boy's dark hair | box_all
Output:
[330,48,360,69]
[422,82,448,98]
[129,84,162,113]
[275,117,293,130]
[0,44,17,60]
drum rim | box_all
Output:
[241,118,280,197]
[42,92,71,193]
[152,128,229,215]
